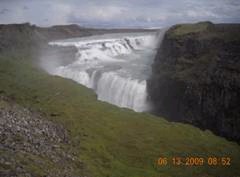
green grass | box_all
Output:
[169,22,213,37]
[0,52,240,177]
[167,22,240,43]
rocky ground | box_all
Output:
[0,96,86,177]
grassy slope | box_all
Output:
[0,34,240,177]
[168,22,213,36]
[1,54,240,177]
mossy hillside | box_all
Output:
[0,51,240,177]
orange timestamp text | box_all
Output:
[157,157,231,166]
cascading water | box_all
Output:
[48,32,159,112]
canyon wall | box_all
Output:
[148,22,240,142]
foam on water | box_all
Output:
[48,32,159,112]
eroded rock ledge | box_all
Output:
[148,22,240,142]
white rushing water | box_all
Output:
[48,32,160,112]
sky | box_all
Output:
[0,0,239,28]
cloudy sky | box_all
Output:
[0,0,239,28]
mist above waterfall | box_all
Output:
[44,32,161,112]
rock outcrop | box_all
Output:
[0,96,86,177]
[148,22,240,142]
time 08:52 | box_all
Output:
[157,156,231,166]
[171,157,231,166]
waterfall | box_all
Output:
[48,32,159,112]
[96,72,149,112]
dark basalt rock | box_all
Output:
[148,22,240,143]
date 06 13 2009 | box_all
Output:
[157,157,231,166]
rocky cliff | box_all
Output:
[148,22,240,142]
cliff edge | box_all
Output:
[148,22,240,142]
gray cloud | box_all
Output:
[0,0,239,28]
[23,6,29,10]
[0,8,10,15]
